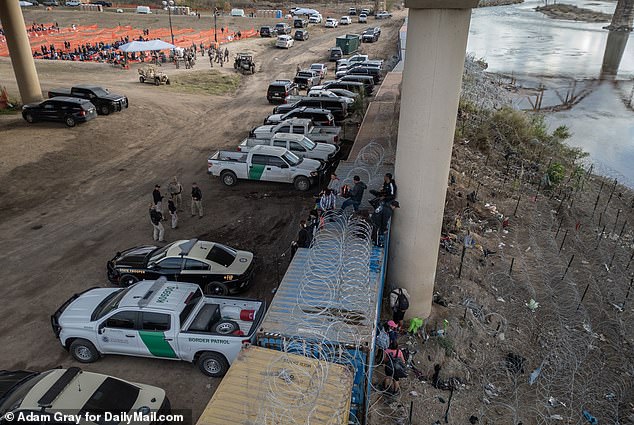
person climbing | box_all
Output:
[341,176,367,212]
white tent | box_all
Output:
[293,8,319,16]
[118,40,176,52]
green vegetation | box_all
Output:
[166,70,241,96]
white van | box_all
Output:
[136,5,151,14]
[230,8,245,17]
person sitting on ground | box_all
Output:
[370,173,397,208]
[382,341,406,394]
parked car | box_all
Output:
[276,35,294,49]
[358,13,368,23]
[51,280,265,377]
[274,97,348,121]
[310,86,359,101]
[250,117,341,144]
[208,145,324,190]
[339,74,376,90]
[238,133,338,163]
[294,70,320,90]
[349,7,357,15]
[308,13,322,23]
[325,18,338,28]
[307,88,354,104]
[22,97,96,127]
[361,8,371,15]
[329,47,343,62]
[274,22,292,35]
[91,0,112,6]
[267,79,298,104]
[294,29,309,41]
[65,0,81,5]
[0,368,169,421]
[107,239,255,295]
[259,26,273,37]
[310,63,328,79]
[345,66,382,84]
[264,107,336,126]
[293,18,308,28]
[48,84,128,115]
[362,27,380,42]
[375,10,392,19]
[322,79,371,96]
[340,16,352,25]
[42,0,60,5]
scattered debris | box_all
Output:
[526,299,539,311]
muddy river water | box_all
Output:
[467,0,634,184]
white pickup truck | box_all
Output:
[51,279,265,377]
[238,133,339,163]
[207,144,324,191]
[336,54,383,71]
[251,118,341,145]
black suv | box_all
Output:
[92,0,112,6]
[293,18,308,28]
[260,26,273,37]
[22,97,97,127]
[294,29,309,41]
[329,47,343,61]
[267,80,299,104]
[362,27,380,43]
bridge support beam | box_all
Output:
[0,1,42,104]
[388,0,477,319]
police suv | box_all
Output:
[51,279,265,377]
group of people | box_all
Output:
[207,45,230,68]
[148,177,204,242]
[30,33,138,64]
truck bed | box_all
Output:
[209,151,248,163]
[48,88,73,97]
[185,298,262,335]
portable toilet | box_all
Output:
[336,34,360,55]
[275,9,283,18]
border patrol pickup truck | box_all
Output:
[237,133,338,163]
[250,118,341,145]
[51,279,265,377]
[207,145,324,191]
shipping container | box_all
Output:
[336,34,360,55]
[256,241,388,424]
[196,345,353,425]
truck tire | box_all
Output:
[119,274,139,287]
[100,104,111,115]
[213,320,239,335]
[197,352,229,377]
[205,281,229,296]
[154,78,160,86]
[165,79,171,85]
[139,76,145,83]
[64,116,76,127]
[294,176,310,191]
[220,171,237,187]
[24,112,35,123]
[70,339,100,363]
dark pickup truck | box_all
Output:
[48,85,128,115]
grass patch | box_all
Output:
[166,70,241,96]
[0,107,20,116]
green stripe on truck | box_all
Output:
[138,331,177,358]
[248,164,265,180]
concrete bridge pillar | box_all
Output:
[0,1,42,104]
[388,0,477,319]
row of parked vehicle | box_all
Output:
[21,84,128,127]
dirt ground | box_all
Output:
[0,9,404,422]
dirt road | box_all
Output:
[0,10,403,421]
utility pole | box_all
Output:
[214,6,218,43]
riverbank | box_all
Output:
[369,56,634,423]
[535,3,612,22]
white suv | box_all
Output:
[325,18,339,28]
[340,16,352,25]
[65,0,82,5]
[276,35,294,49]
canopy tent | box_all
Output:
[118,40,176,52]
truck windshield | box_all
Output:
[282,151,301,166]
[301,137,316,150]
[92,287,133,320]
[0,371,51,415]
[79,377,139,423]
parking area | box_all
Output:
[0,7,404,422]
